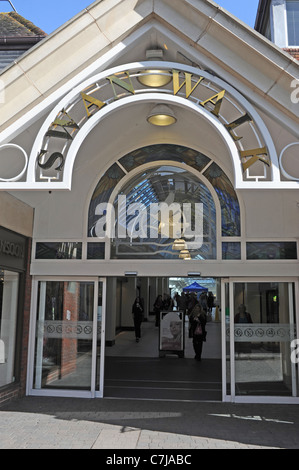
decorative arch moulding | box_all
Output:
[0,62,298,190]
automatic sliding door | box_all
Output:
[31,278,107,396]
[232,281,298,399]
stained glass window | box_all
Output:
[119,144,211,173]
[88,145,241,260]
[88,163,125,237]
[204,162,241,237]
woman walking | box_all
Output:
[132,297,144,342]
[189,303,207,361]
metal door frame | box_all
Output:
[221,277,299,404]
[26,276,106,398]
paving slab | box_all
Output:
[1,396,299,450]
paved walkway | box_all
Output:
[1,396,299,449]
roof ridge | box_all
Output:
[7,11,46,36]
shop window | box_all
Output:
[286,0,299,46]
[246,242,297,260]
[35,242,82,259]
[0,270,19,387]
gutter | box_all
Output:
[0,36,46,44]
[0,36,45,50]
[254,0,271,32]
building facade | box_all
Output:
[0,5,44,405]
[255,0,299,59]
[0,0,298,404]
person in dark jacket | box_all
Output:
[234,304,253,324]
[189,303,207,361]
[153,294,163,327]
[132,297,144,342]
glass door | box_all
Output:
[224,279,298,402]
[29,277,106,398]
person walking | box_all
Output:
[189,303,207,361]
[153,294,163,327]
[132,297,144,342]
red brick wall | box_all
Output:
[283,48,299,61]
[60,282,79,378]
[0,384,20,406]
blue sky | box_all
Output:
[1,1,260,34]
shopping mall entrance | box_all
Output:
[104,276,222,401]
[27,275,298,403]
[103,276,298,402]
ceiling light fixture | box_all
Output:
[147,104,177,127]
[137,49,172,88]
[179,249,191,260]
[172,239,186,251]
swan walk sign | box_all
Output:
[0,62,297,190]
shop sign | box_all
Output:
[0,239,24,258]
[34,67,271,180]
[0,62,297,189]
[0,227,26,270]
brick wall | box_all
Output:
[283,48,299,61]
[60,282,79,378]
[0,383,20,406]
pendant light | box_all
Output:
[137,49,172,88]
[147,104,176,127]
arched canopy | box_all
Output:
[0,62,287,190]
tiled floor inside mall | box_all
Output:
[104,318,223,401]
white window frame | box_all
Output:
[270,0,299,48]
[285,0,299,47]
